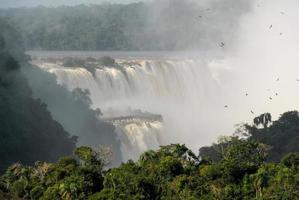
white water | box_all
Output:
[114,120,164,161]
[33,58,231,158]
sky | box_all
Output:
[0,0,146,8]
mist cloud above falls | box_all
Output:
[139,0,299,148]
[210,0,299,138]
[142,0,253,51]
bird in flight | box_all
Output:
[269,97,273,100]
[269,25,273,29]
[280,11,285,15]
[275,93,278,96]
[251,110,254,114]
[276,78,280,81]
[245,93,248,96]
[296,79,299,82]
[224,105,228,108]
[219,42,225,48]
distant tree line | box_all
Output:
[0,0,251,51]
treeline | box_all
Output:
[0,137,298,199]
[0,0,251,51]
[199,111,299,163]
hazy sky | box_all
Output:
[0,0,146,8]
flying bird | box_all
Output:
[275,93,278,96]
[224,105,228,108]
[269,25,273,29]
[276,78,280,81]
[296,79,299,82]
[280,33,283,35]
[280,11,285,15]
[245,93,248,96]
[251,110,254,114]
[219,42,225,48]
[269,97,273,100]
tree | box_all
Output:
[0,20,76,172]
[253,113,272,128]
[220,139,267,181]
[281,153,299,169]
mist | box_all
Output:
[218,0,299,128]
[2,0,299,157]
[134,0,299,149]
[143,0,252,51]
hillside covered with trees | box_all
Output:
[0,17,122,172]
[199,111,299,163]
[0,19,76,172]
[0,0,251,51]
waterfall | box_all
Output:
[33,57,225,159]
[114,120,164,161]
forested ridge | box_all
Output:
[0,17,121,172]
[0,0,250,51]
[0,19,76,172]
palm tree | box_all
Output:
[253,113,272,128]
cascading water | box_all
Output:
[107,116,165,161]
[32,55,227,160]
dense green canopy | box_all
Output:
[1,140,298,200]
[199,112,299,163]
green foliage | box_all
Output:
[1,140,299,200]
[220,139,266,181]
[200,111,299,163]
[253,113,272,128]
[248,111,299,162]
[281,153,299,169]
[1,147,105,200]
